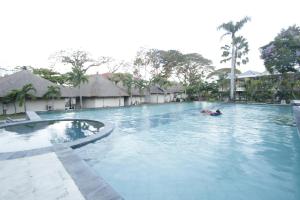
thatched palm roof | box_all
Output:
[149,85,165,94]
[0,70,76,98]
[166,84,185,93]
[79,74,129,97]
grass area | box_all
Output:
[0,113,26,120]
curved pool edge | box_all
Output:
[0,116,124,200]
[0,118,113,157]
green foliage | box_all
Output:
[260,25,300,74]
[5,84,37,112]
[66,67,88,87]
[207,68,241,79]
[43,85,61,100]
[242,73,300,103]
[3,89,19,113]
[244,78,274,102]
[176,53,213,86]
[110,73,134,94]
[55,50,108,108]
[16,84,36,108]
[220,36,249,66]
[186,81,219,101]
[32,68,67,85]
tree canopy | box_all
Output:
[32,68,67,85]
[260,25,300,74]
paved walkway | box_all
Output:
[0,152,85,200]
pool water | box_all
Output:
[0,120,103,152]
[40,102,300,200]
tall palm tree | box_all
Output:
[67,68,88,109]
[43,85,61,110]
[15,84,36,112]
[218,16,250,101]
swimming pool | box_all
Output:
[39,102,300,200]
[0,119,104,153]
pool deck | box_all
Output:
[0,116,123,200]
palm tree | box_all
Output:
[15,84,36,112]
[43,85,61,110]
[3,89,19,114]
[218,16,250,101]
[67,68,88,109]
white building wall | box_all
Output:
[130,96,145,105]
[103,97,123,107]
[150,94,165,103]
[83,97,125,108]
[83,98,96,108]
[0,99,66,114]
[165,94,172,102]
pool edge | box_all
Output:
[0,114,124,200]
[292,106,300,137]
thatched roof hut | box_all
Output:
[0,70,76,98]
[79,74,129,97]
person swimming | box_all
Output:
[201,109,222,116]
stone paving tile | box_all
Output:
[0,152,85,200]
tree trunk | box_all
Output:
[79,84,83,109]
[52,97,54,110]
[13,102,16,114]
[230,42,236,101]
[130,87,133,106]
[24,98,27,113]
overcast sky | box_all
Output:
[0,0,299,75]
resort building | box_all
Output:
[0,71,188,115]
[77,74,129,108]
[0,70,76,115]
[101,73,146,105]
[166,84,187,102]
[146,85,168,104]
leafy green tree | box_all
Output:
[260,25,300,102]
[176,53,213,87]
[186,81,218,101]
[260,25,300,74]
[110,73,135,104]
[132,67,147,100]
[15,84,36,112]
[43,85,61,109]
[244,77,274,102]
[134,48,185,88]
[218,16,251,101]
[32,68,67,85]
[54,50,109,108]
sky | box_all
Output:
[0,0,299,75]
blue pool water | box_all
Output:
[39,102,300,200]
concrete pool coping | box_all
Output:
[293,106,300,137]
[0,116,123,200]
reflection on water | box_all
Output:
[0,120,104,152]
[271,115,296,127]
